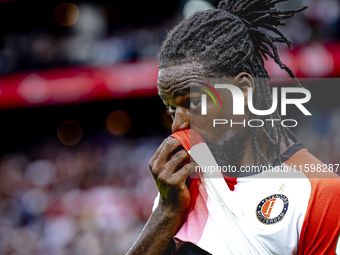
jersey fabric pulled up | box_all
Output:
[152,130,340,255]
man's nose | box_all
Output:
[172,107,190,133]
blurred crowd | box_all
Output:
[0,2,169,74]
[0,135,160,255]
[296,105,340,165]
[0,0,340,74]
[279,0,340,44]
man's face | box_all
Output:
[157,62,251,149]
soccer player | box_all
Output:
[126,0,340,254]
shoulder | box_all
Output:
[285,148,340,255]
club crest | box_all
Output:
[256,194,289,225]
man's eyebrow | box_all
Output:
[159,83,205,101]
[190,86,205,93]
[159,94,167,101]
[173,85,204,97]
[173,87,190,98]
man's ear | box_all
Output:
[233,72,255,106]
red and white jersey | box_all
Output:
[152,131,340,255]
[218,146,340,255]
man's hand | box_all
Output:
[126,137,196,255]
[149,137,195,213]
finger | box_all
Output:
[172,162,198,183]
[154,137,182,166]
[167,149,190,174]
[150,137,171,164]
[153,150,189,182]
[150,138,183,176]
[149,137,175,171]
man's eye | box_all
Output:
[167,105,176,114]
[190,99,201,109]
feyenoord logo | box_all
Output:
[256,194,289,225]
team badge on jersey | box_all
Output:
[256,194,289,225]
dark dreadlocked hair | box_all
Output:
[158,0,307,165]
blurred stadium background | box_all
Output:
[0,0,339,254]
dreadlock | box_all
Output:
[158,0,307,165]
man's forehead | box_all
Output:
[157,62,205,87]
[157,62,235,101]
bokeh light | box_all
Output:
[21,189,50,215]
[106,110,132,136]
[183,0,214,18]
[25,160,56,187]
[57,120,82,146]
[18,74,48,103]
[54,3,80,27]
